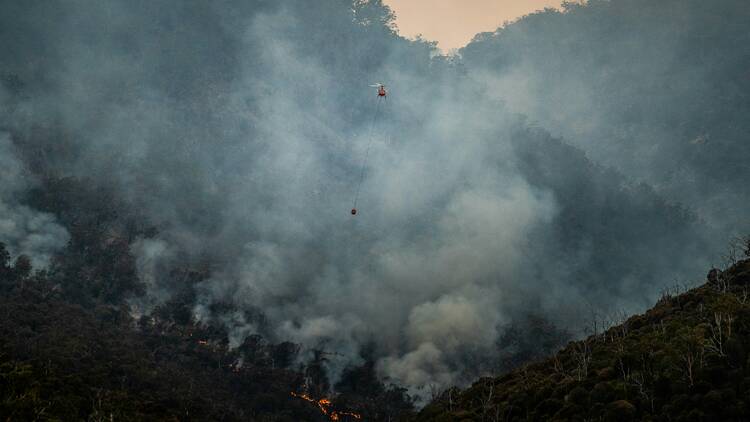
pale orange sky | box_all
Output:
[383,0,565,51]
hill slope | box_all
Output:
[417,254,750,421]
[0,241,415,422]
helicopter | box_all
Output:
[370,83,387,98]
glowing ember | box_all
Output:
[290,392,362,421]
[197,340,209,346]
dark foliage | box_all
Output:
[0,240,414,421]
[416,259,750,421]
[0,242,310,421]
[0,168,416,422]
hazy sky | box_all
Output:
[384,0,564,51]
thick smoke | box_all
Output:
[461,0,750,237]
[0,132,69,267]
[0,0,732,396]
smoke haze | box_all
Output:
[0,133,69,268]
[1,0,745,397]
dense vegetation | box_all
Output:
[417,246,750,421]
[0,176,414,421]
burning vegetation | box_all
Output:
[291,392,362,421]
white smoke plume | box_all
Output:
[0,132,69,268]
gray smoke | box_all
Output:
[461,0,750,237]
[0,132,69,268]
[0,0,733,397]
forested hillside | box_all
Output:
[0,0,748,418]
[417,249,750,421]
[0,235,414,421]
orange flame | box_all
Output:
[290,392,361,421]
